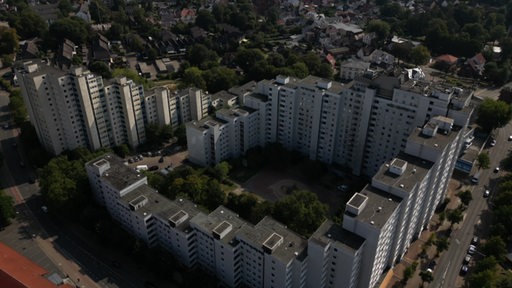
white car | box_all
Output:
[490,139,496,146]
[484,190,490,198]
[494,167,500,173]
[509,135,512,141]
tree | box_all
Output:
[477,152,491,170]
[409,45,431,65]
[481,236,506,260]
[419,270,433,287]
[456,190,473,206]
[202,66,240,93]
[446,208,463,230]
[212,161,231,183]
[366,19,390,45]
[435,236,449,254]
[272,190,328,236]
[187,44,219,69]
[8,9,48,39]
[182,67,206,90]
[113,144,130,158]
[0,27,19,55]
[234,48,266,71]
[195,9,217,31]
[89,61,112,79]
[402,262,417,284]
[0,190,15,227]
[58,0,74,16]
[225,192,260,221]
[468,270,496,288]
[47,17,92,48]
[476,99,512,132]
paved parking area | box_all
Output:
[125,149,188,172]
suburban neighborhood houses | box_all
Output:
[1,0,512,287]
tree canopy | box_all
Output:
[476,99,512,132]
[272,190,328,236]
[0,190,15,227]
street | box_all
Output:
[430,120,511,287]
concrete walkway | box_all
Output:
[383,179,463,288]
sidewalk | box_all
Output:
[384,179,463,288]
[36,236,100,288]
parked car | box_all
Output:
[494,167,500,173]
[460,265,469,276]
[468,244,477,255]
[483,190,490,198]
[149,165,159,171]
[471,236,479,246]
[490,139,497,146]
[463,254,472,264]
[337,185,349,192]
[158,156,164,163]
[509,135,512,141]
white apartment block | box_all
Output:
[186,105,260,166]
[342,116,467,288]
[187,73,473,178]
[85,154,309,288]
[16,60,210,155]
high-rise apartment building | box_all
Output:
[86,113,467,288]
[85,153,308,288]
[15,60,210,155]
[187,73,473,176]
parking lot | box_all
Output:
[125,148,188,173]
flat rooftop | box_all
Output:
[87,154,145,191]
[187,116,228,131]
[119,184,171,218]
[310,220,365,252]
[228,81,257,96]
[373,152,433,193]
[190,206,246,245]
[345,186,402,229]
[238,216,308,263]
[156,198,202,233]
[299,75,345,94]
[407,125,460,152]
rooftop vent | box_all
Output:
[389,158,408,176]
[129,195,148,211]
[263,233,284,254]
[377,207,382,212]
[213,221,233,240]
[399,184,405,188]
[370,221,375,225]
[276,75,290,85]
[346,193,369,215]
[169,210,189,228]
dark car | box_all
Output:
[471,236,479,246]
[149,165,159,171]
[28,176,36,184]
[460,265,469,276]
[158,156,164,163]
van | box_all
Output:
[471,170,481,184]
[136,165,148,171]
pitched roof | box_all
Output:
[0,242,72,288]
[435,54,458,64]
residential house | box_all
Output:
[325,22,364,46]
[339,58,370,80]
[467,53,486,76]
[435,54,458,72]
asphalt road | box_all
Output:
[431,122,511,288]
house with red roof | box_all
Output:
[434,54,458,72]
[467,53,486,76]
[0,242,73,288]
